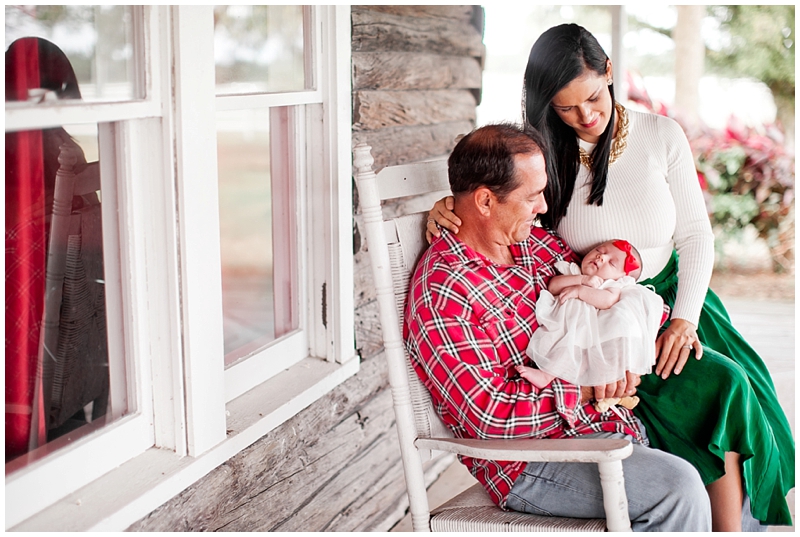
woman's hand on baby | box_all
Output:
[654,318,703,379]
[425,196,460,243]
[581,275,603,288]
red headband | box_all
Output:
[612,240,640,275]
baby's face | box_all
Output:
[580,242,629,280]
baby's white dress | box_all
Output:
[527,261,665,386]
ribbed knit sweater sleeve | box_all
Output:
[556,109,714,326]
[658,114,715,325]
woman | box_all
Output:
[427,23,793,530]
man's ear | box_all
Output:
[473,187,494,217]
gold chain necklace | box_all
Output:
[578,102,629,169]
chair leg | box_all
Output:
[597,460,631,532]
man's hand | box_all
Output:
[591,371,641,401]
[557,285,583,304]
[655,318,703,379]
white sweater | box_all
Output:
[556,108,715,326]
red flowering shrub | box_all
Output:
[627,73,795,272]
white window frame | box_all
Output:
[173,5,356,418]
[6,5,356,531]
[4,7,185,528]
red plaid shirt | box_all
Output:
[403,226,647,508]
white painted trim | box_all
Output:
[270,106,302,340]
[97,122,128,421]
[322,6,356,364]
[214,89,323,111]
[146,8,187,454]
[133,113,186,453]
[5,412,153,529]
[9,357,360,532]
[4,100,161,132]
[224,331,307,402]
[171,6,227,456]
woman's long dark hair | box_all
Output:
[523,23,615,230]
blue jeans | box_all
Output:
[506,431,712,532]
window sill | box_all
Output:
[8,356,359,531]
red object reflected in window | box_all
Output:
[5,37,103,463]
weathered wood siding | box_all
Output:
[352,5,484,170]
[127,6,483,532]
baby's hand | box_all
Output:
[558,285,582,303]
[581,275,603,288]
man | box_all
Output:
[403,123,711,531]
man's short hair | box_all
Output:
[448,123,548,201]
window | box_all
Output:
[214,6,308,380]
[5,118,124,466]
[214,5,308,95]
[5,6,354,530]
[5,5,139,102]
[203,5,355,401]
[5,6,166,527]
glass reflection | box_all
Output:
[4,5,136,102]
[214,5,306,95]
[217,108,275,361]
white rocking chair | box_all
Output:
[353,143,633,532]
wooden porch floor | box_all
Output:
[391,297,795,531]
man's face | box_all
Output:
[491,152,548,245]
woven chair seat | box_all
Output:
[430,484,606,532]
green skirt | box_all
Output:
[636,252,794,526]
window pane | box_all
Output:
[4,5,137,103]
[5,122,126,465]
[217,108,299,364]
[214,5,307,96]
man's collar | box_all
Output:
[433,227,528,270]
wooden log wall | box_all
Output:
[128,6,484,531]
[352,5,485,170]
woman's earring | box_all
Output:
[607,78,613,86]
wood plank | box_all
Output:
[354,89,476,130]
[353,5,476,22]
[352,121,473,170]
[353,52,482,92]
[352,7,484,57]
[271,395,404,531]
[126,356,421,532]
[353,230,374,361]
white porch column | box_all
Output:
[610,6,627,103]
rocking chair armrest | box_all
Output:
[414,436,633,463]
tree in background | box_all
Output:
[673,6,705,128]
[704,5,795,148]
[626,5,795,273]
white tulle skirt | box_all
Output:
[526,280,664,386]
